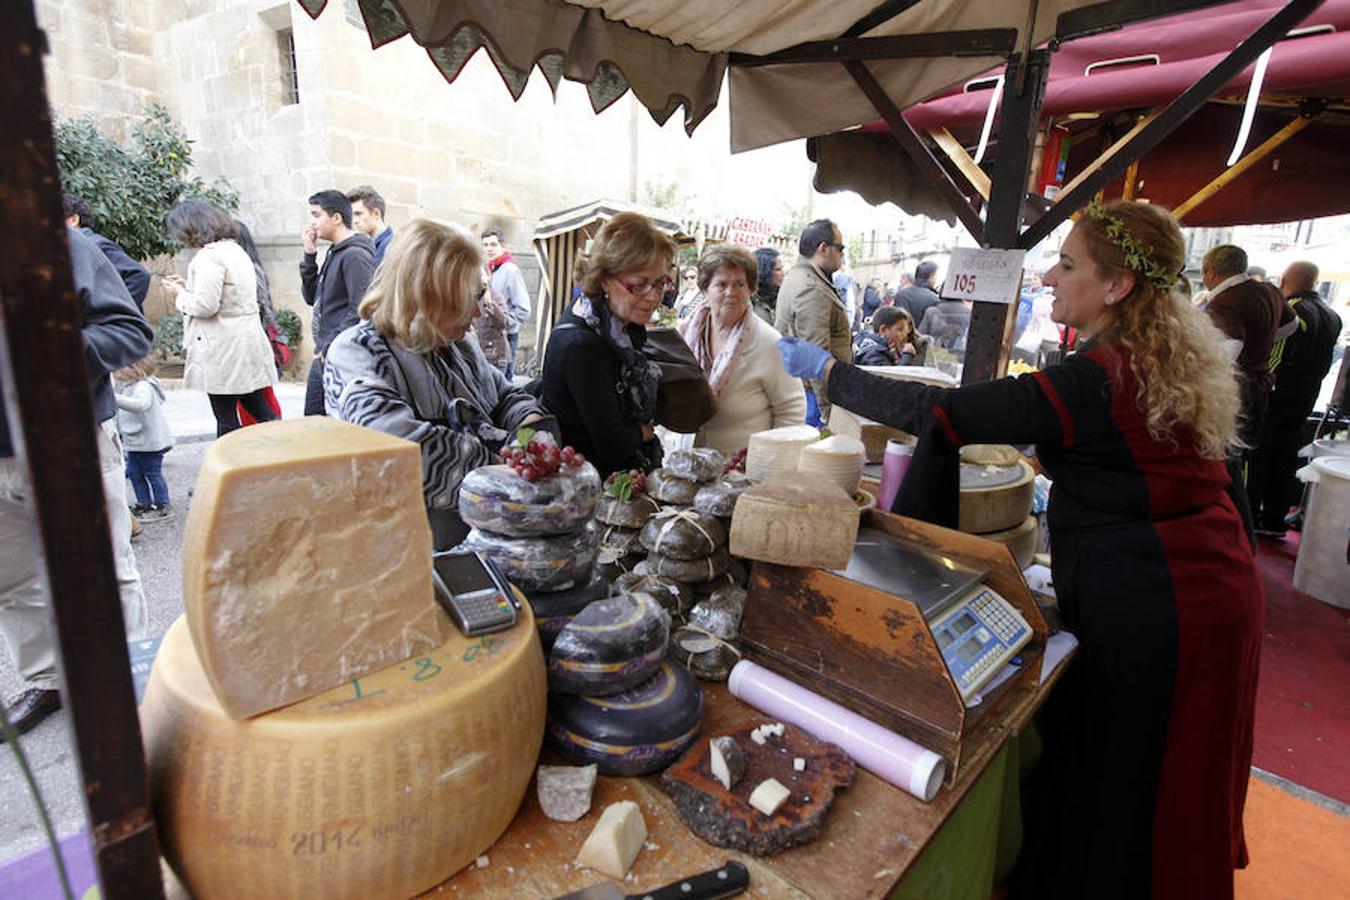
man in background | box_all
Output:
[1248,261,1342,537]
[347,185,395,267]
[482,228,532,380]
[300,190,375,415]
[62,193,151,309]
[897,260,940,326]
[776,219,852,425]
[1,227,153,738]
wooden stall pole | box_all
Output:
[963,49,1051,386]
[0,3,165,896]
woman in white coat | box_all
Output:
[162,200,278,436]
[678,244,806,455]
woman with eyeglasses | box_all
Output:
[674,266,703,320]
[541,212,677,476]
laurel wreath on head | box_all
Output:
[1081,201,1177,292]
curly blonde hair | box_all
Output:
[1075,201,1240,459]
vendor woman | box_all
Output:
[541,212,676,476]
[324,219,555,549]
[779,200,1262,899]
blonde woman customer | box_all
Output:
[162,199,278,436]
[324,219,554,549]
[779,200,1261,899]
[678,245,804,455]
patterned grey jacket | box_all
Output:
[323,321,555,511]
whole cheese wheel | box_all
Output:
[639,510,727,560]
[548,662,704,775]
[595,493,661,528]
[615,571,693,618]
[463,523,599,592]
[958,460,1035,534]
[548,593,671,695]
[980,515,1040,571]
[663,448,726,483]
[458,462,601,537]
[641,546,732,584]
[648,468,701,505]
[528,573,611,653]
[181,417,445,720]
[798,434,866,497]
[693,473,754,518]
[745,425,820,483]
[142,613,546,900]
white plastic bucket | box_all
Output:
[1293,456,1350,609]
[1309,438,1350,461]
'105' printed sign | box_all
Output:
[940,247,1027,304]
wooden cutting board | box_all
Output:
[660,719,855,856]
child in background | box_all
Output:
[114,356,174,522]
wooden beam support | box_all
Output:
[730,30,1016,68]
[0,2,164,897]
[843,60,986,243]
[1172,114,1313,220]
[929,128,991,200]
[1055,109,1161,200]
[1019,0,1325,249]
[1121,158,1141,200]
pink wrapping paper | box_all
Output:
[728,660,946,801]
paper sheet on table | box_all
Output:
[966,630,1078,707]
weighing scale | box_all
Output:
[838,527,1032,703]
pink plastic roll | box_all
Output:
[728,659,946,801]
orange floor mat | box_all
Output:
[1235,777,1350,899]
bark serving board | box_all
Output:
[659,719,855,856]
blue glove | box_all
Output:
[777,336,832,380]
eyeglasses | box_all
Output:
[617,275,674,297]
[828,242,846,252]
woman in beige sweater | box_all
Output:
[163,199,278,436]
[678,245,806,455]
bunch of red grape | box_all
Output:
[505,441,585,482]
[603,469,648,499]
[724,447,748,474]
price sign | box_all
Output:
[940,247,1027,304]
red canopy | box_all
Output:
[824,0,1350,227]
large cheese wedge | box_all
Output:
[142,612,546,900]
[730,477,860,570]
[182,417,445,719]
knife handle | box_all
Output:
[631,860,749,900]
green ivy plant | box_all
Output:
[54,104,239,261]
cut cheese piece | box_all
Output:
[709,736,748,790]
[536,764,597,822]
[748,778,791,816]
[141,612,546,900]
[181,416,445,719]
[575,801,647,879]
[729,476,860,570]
[960,444,1022,467]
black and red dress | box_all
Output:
[828,344,1263,900]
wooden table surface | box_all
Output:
[419,655,1070,900]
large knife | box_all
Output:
[555,860,749,900]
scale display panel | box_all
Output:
[837,528,1032,702]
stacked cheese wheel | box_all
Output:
[958,445,1038,569]
[546,589,704,775]
[459,454,602,595]
[798,434,867,497]
[144,611,546,900]
[745,425,821,483]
